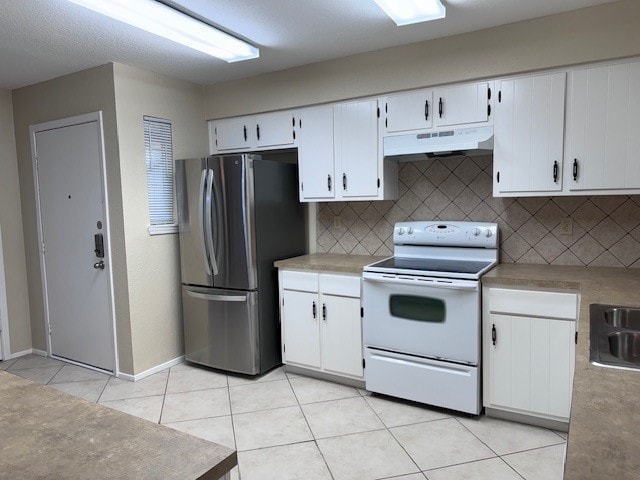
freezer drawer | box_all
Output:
[365,347,481,415]
[182,286,260,375]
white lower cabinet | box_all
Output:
[483,286,578,422]
[279,270,363,379]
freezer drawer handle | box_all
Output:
[185,290,247,302]
[492,324,497,346]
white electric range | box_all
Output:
[362,221,498,415]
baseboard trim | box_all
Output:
[284,364,366,389]
[117,355,185,382]
[9,349,33,359]
[32,349,47,357]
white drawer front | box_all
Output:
[488,287,578,320]
[320,273,361,298]
[281,270,318,293]
[365,348,480,414]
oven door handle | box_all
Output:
[363,273,479,291]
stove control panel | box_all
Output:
[393,221,498,248]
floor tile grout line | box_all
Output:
[224,371,240,480]
[452,416,503,458]
[385,423,432,476]
[453,416,566,471]
[499,440,567,458]
[285,373,336,480]
[420,452,505,475]
[157,365,172,424]
[360,392,426,475]
[95,376,111,403]
[496,456,526,480]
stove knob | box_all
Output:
[397,228,405,235]
[485,229,493,238]
[407,227,414,234]
[473,228,481,236]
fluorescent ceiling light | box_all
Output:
[65,0,259,62]
[374,0,446,26]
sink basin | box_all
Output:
[590,304,640,370]
[608,331,640,363]
[604,307,640,330]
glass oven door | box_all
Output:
[362,272,480,364]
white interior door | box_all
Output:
[34,118,114,371]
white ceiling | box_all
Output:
[0,0,620,90]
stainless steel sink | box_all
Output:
[590,304,640,371]
[608,331,640,363]
[604,307,640,330]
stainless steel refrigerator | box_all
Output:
[175,154,306,375]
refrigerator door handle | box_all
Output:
[205,169,219,275]
[198,169,211,276]
[185,290,247,302]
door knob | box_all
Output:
[93,261,105,270]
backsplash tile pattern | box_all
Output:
[316,156,640,268]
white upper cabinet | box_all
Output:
[298,105,335,201]
[383,89,433,134]
[434,82,492,128]
[494,72,566,195]
[567,61,640,191]
[297,99,397,202]
[334,99,380,198]
[254,111,297,149]
[210,111,297,154]
[212,117,252,152]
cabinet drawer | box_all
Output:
[320,274,361,298]
[487,287,577,320]
[281,270,318,293]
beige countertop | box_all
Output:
[274,253,384,274]
[483,264,640,480]
[0,370,236,480]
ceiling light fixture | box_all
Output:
[65,0,259,62]
[373,0,446,26]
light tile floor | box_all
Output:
[2,354,568,480]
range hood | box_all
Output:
[383,126,493,160]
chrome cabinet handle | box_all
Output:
[93,261,105,270]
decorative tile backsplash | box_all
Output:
[316,155,640,268]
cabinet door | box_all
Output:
[298,106,335,201]
[282,289,321,369]
[487,314,575,419]
[384,89,433,133]
[494,73,566,194]
[334,99,379,198]
[321,294,363,378]
[568,61,640,191]
[434,82,490,128]
[254,112,296,148]
[215,118,251,151]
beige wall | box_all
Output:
[205,0,640,119]
[12,64,135,374]
[0,89,32,354]
[112,63,207,374]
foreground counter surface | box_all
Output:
[0,370,236,480]
[483,263,640,480]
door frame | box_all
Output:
[0,224,10,360]
[29,111,119,374]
